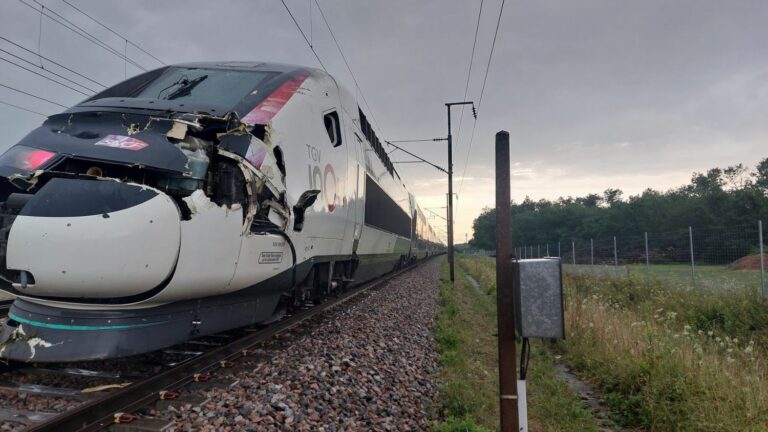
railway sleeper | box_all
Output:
[109,417,173,432]
[0,407,57,425]
[153,394,210,411]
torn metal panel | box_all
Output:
[0,324,59,361]
[5,112,190,177]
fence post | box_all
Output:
[613,236,618,266]
[759,220,765,297]
[590,239,594,265]
[644,231,649,267]
[689,226,695,288]
[546,243,549,257]
[572,240,576,265]
[558,242,561,257]
[537,244,541,258]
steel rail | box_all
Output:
[0,300,13,318]
[24,257,437,432]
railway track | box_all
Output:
[0,258,433,432]
[0,300,12,318]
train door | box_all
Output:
[298,79,349,254]
[303,108,348,240]
[351,132,366,252]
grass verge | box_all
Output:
[433,257,601,431]
[562,271,768,430]
[460,255,768,430]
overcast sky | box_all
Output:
[1,0,767,242]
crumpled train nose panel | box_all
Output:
[6,178,181,298]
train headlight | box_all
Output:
[0,145,56,172]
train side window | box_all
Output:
[324,111,342,147]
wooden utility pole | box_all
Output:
[495,130,519,431]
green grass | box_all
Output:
[565,262,764,293]
[565,269,768,352]
[563,267,768,430]
[458,255,768,430]
[627,263,763,292]
[559,277,768,430]
[433,256,601,431]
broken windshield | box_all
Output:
[98,67,273,109]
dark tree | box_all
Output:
[470,158,768,258]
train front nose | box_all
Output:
[3,178,181,299]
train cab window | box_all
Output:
[324,111,342,147]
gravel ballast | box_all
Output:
[159,258,443,431]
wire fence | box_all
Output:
[512,220,767,295]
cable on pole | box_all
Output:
[458,0,505,197]
[0,83,68,108]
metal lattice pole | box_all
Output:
[759,220,765,297]
[572,240,576,265]
[689,226,695,288]
[613,236,618,266]
[644,231,649,267]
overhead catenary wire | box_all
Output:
[455,0,484,157]
[27,0,149,71]
[457,0,505,198]
[0,99,49,117]
[15,0,149,72]
[60,0,166,65]
[387,138,447,143]
[0,47,98,93]
[0,56,93,96]
[0,83,68,108]
[280,0,328,73]
[476,0,505,118]
[312,0,383,134]
[0,37,108,88]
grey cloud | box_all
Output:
[1,0,767,238]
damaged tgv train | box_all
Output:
[0,62,443,362]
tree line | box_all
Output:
[470,158,768,253]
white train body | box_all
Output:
[0,62,442,361]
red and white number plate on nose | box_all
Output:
[95,135,149,151]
